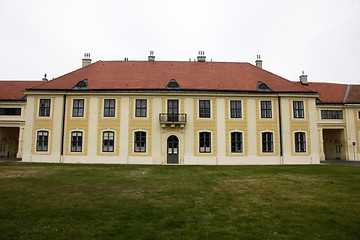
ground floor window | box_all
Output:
[36,131,48,151]
[102,131,114,152]
[71,131,83,152]
[199,132,211,153]
[134,131,146,152]
[231,132,243,153]
[295,132,306,152]
[262,132,273,153]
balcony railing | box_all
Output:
[159,113,187,124]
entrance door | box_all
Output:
[167,135,179,164]
[167,100,179,122]
[335,139,341,159]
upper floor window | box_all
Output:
[104,99,115,117]
[71,131,83,152]
[39,99,51,117]
[230,100,242,118]
[135,99,147,117]
[262,132,273,153]
[0,108,21,116]
[72,99,84,117]
[199,132,211,153]
[293,101,304,118]
[231,132,243,153]
[261,101,272,118]
[102,131,114,152]
[134,131,146,152]
[295,132,306,153]
[199,100,210,118]
[358,111,360,119]
[321,110,343,119]
[36,131,49,151]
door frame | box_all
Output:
[167,134,179,164]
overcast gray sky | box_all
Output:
[0,0,359,84]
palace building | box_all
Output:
[1,53,359,164]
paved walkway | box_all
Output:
[321,160,360,167]
[0,157,22,162]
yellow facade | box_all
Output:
[225,98,247,157]
[65,97,90,156]
[20,90,360,164]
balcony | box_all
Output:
[159,113,187,128]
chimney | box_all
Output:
[299,71,308,85]
[82,53,91,67]
[197,51,206,62]
[255,55,262,69]
[148,51,155,61]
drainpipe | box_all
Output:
[278,96,283,164]
[60,94,66,163]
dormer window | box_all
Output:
[166,79,181,90]
[257,81,272,92]
[72,79,88,90]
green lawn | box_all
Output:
[0,163,359,240]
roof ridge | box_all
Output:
[28,61,100,90]
[248,63,315,93]
[343,85,351,103]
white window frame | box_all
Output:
[260,130,275,154]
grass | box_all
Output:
[0,163,360,240]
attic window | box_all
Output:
[257,81,272,92]
[166,79,181,90]
[72,79,88,90]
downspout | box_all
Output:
[278,96,283,164]
[60,94,66,163]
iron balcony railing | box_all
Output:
[159,113,187,124]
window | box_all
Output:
[0,108,21,116]
[199,132,211,153]
[230,100,242,118]
[199,100,210,118]
[102,131,114,152]
[39,99,51,117]
[36,131,49,151]
[231,132,243,153]
[261,101,272,118]
[135,99,147,117]
[104,99,115,117]
[134,131,146,152]
[293,101,304,118]
[262,132,273,153]
[71,131,83,152]
[295,132,306,153]
[358,111,360,119]
[72,99,84,117]
[321,110,343,119]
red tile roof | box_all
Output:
[30,61,314,93]
[346,85,360,103]
[296,82,348,103]
[0,81,43,100]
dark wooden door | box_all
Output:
[167,100,179,122]
[167,135,179,164]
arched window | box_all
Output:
[71,131,83,152]
[231,132,243,153]
[36,131,49,151]
[199,132,211,153]
[134,131,146,152]
[103,131,115,152]
[262,132,273,153]
[295,132,306,152]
